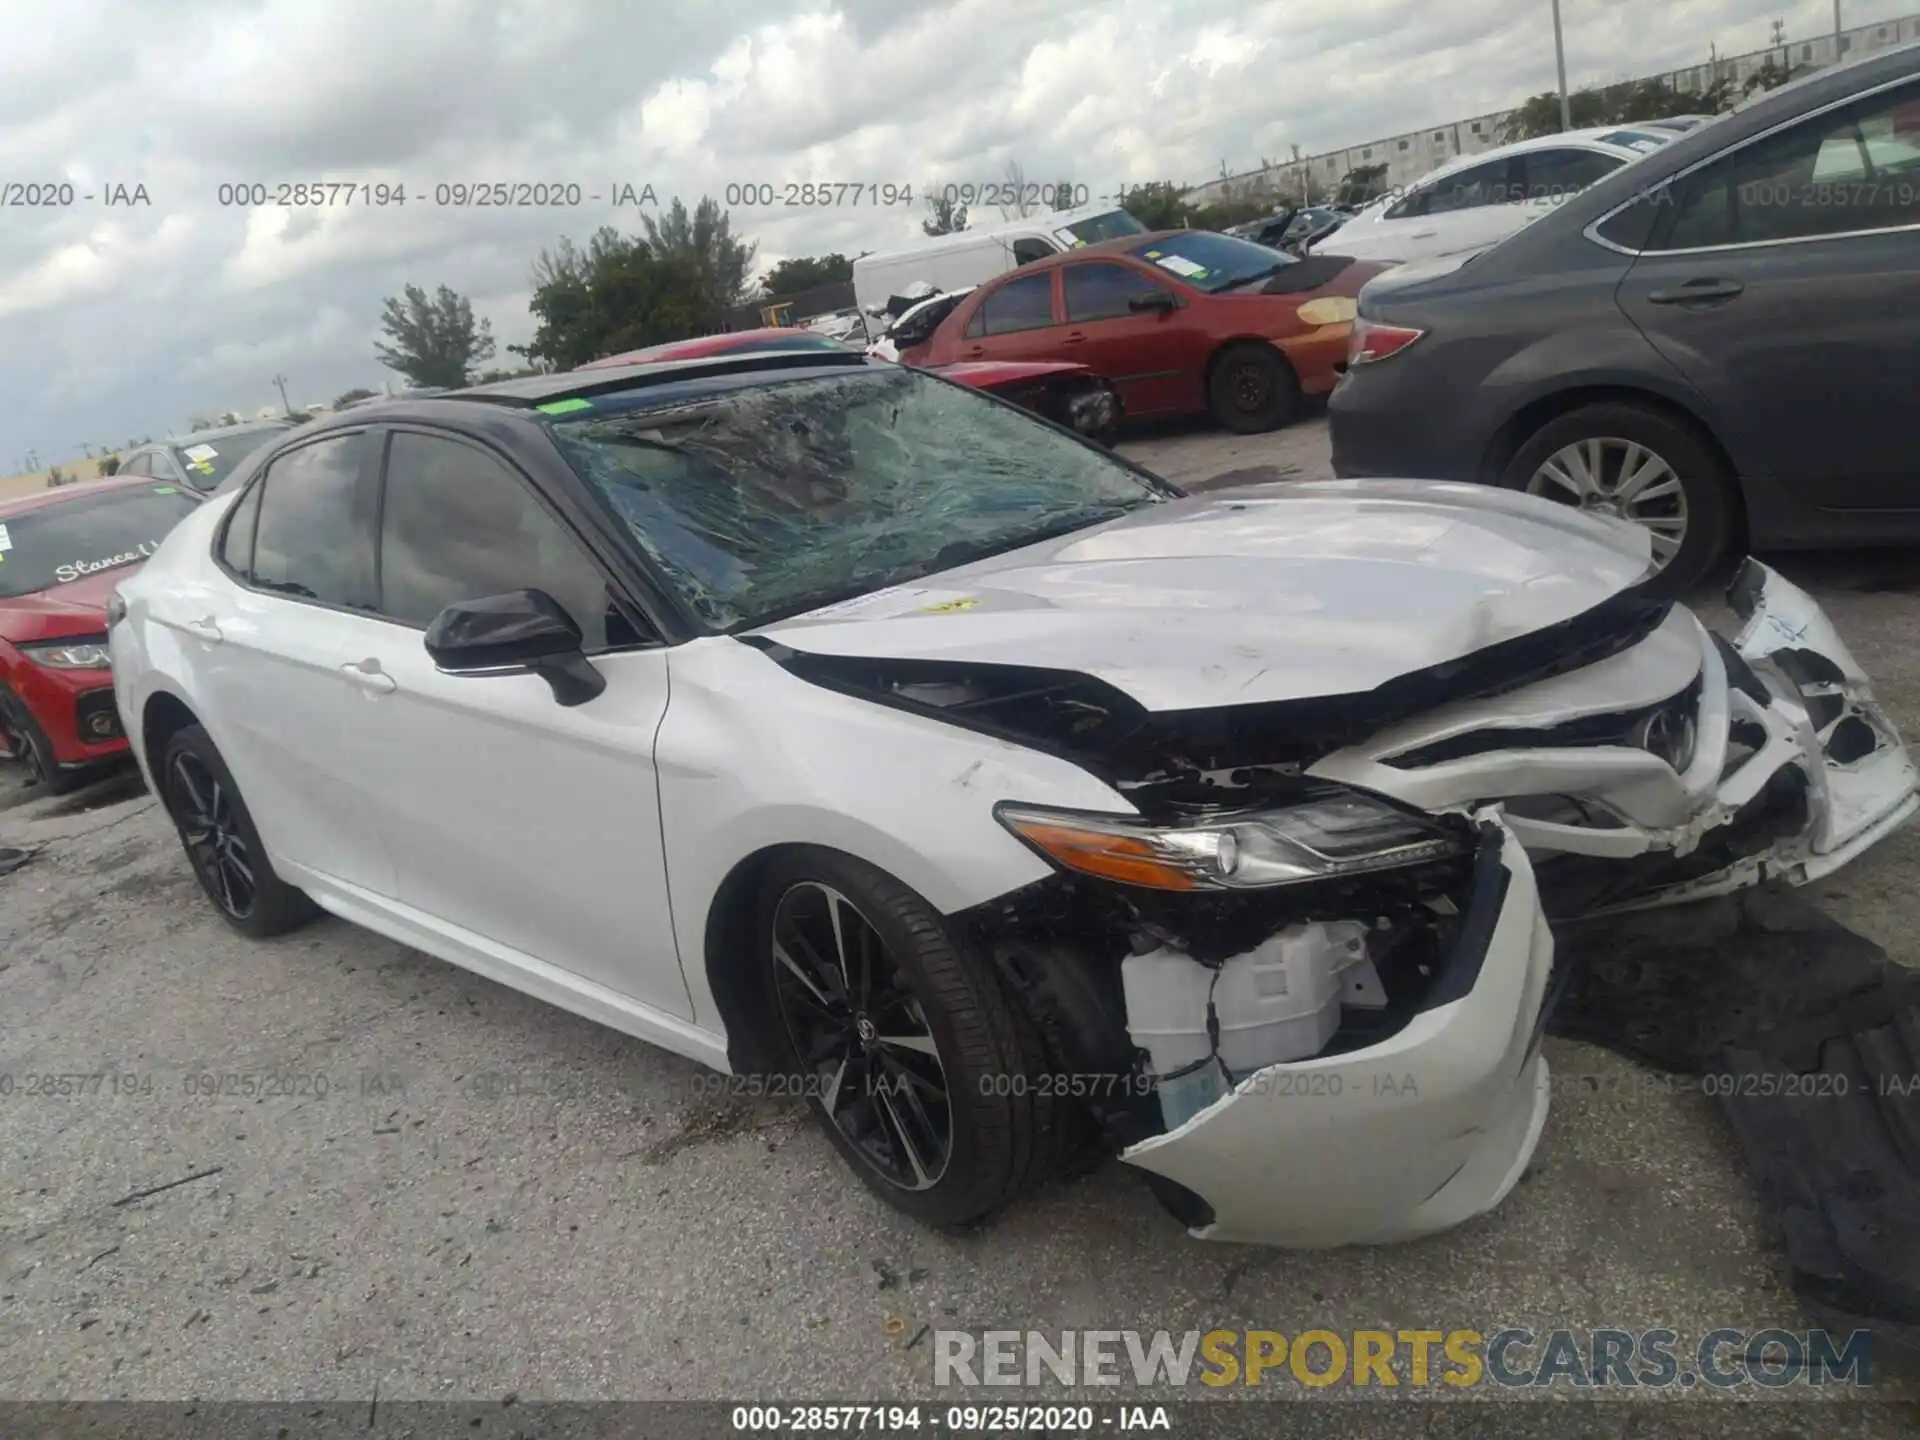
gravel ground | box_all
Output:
[3,415,1918,1429]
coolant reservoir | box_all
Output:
[1123,920,1371,1130]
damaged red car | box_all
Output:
[908,230,1383,433]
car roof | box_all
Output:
[279,350,877,427]
[158,420,293,445]
[0,474,179,519]
[973,230,1212,277]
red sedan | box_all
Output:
[0,478,203,791]
[909,229,1386,433]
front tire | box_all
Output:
[1207,342,1299,434]
[158,725,316,937]
[1505,402,1736,594]
[0,685,89,795]
[756,849,1061,1227]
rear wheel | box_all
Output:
[1207,342,1298,434]
[158,724,316,937]
[757,848,1060,1227]
[1505,402,1736,593]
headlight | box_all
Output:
[995,789,1465,892]
[19,637,113,670]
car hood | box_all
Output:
[753,480,1656,713]
[0,565,136,645]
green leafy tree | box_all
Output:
[475,366,547,383]
[1744,58,1800,96]
[759,252,855,297]
[374,283,497,389]
[515,227,708,371]
[333,386,378,409]
[97,455,121,477]
[922,194,968,235]
[1119,181,1192,229]
[638,196,757,331]
[1501,76,1738,142]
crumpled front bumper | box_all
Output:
[1120,820,1555,1248]
[1306,560,1918,914]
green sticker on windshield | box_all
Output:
[537,398,594,415]
[153,485,178,494]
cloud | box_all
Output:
[0,0,1905,462]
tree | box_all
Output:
[759,252,855,297]
[475,366,547,383]
[922,194,968,235]
[1047,180,1077,211]
[515,226,709,371]
[1119,181,1192,229]
[333,386,378,409]
[97,455,120,477]
[1500,75,1738,143]
[44,465,68,488]
[998,160,1033,219]
[1744,57,1800,96]
[374,283,497,389]
[638,196,756,331]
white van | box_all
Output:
[853,204,1145,339]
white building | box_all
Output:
[1188,11,1920,207]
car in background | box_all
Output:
[1329,42,1920,590]
[925,360,1119,441]
[577,328,853,369]
[852,205,1149,340]
[118,420,295,495]
[1314,126,1675,267]
[866,287,974,361]
[0,478,204,791]
[1642,114,1718,133]
[1229,207,1349,255]
[912,230,1383,432]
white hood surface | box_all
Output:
[755,480,1655,713]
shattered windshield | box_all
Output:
[547,367,1170,631]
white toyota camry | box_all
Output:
[108,349,1916,1248]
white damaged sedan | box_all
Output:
[108,351,1915,1248]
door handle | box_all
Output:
[185,615,223,644]
[339,659,397,694]
[1647,278,1745,305]
[1063,331,1087,344]
[965,346,985,357]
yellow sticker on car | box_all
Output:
[920,597,979,614]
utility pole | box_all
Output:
[271,373,291,416]
[1833,0,1844,57]
[1551,0,1572,133]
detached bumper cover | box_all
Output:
[1119,822,1554,1248]
[1308,560,1917,913]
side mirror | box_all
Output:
[1129,291,1177,314]
[423,588,606,707]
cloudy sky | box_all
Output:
[3,0,1909,469]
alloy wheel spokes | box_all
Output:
[170,753,255,918]
[1529,436,1689,571]
[769,880,952,1192]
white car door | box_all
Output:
[327,427,691,1019]
[190,432,400,896]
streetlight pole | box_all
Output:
[1552,0,1572,133]
[271,373,291,417]
[1834,0,1844,57]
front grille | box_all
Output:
[1383,675,1703,769]
[74,688,124,742]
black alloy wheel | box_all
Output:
[168,748,256,920]
[770,879,953,1192]
[158,724,316,937]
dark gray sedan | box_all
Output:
[1329,42,1920,590]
